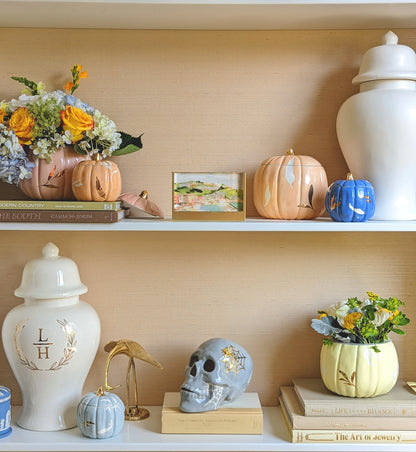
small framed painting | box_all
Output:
[172,172,246,221]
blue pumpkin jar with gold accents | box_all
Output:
[326,173,375,222]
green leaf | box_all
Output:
[392,328,406,335]
[11,76,39,95]
[367,310,375,321]
[322,337,333,346]
[74,143,88,155]
[371,345,381,353]
[112,132,143,156]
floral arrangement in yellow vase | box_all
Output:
[0,65,142,185]
[311,292,410,351]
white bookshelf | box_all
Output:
[1,0,416,30]
[2,406,415,452]
[0,218,414,232]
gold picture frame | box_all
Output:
[172,172,246,221]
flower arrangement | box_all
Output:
[0,65,142,185]
[311,292,410,350]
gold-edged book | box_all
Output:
[161,392,263,434]
[293,378,416,417]
[279,394,416,444]
[281,386,416,431]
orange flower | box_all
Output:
[61,105,94,142]
[0,108,5,124]
[9,107,35,145]
[64,65,88,94]
[64,81,74,92]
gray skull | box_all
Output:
[180,338,253,413]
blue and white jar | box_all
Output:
[0,386,11,438]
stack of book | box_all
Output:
[0,200,125,223]
[280,378,416,444]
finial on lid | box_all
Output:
[383,31,398,45]
[42,242,59,259]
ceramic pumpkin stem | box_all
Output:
[96,386,105,397]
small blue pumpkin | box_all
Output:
[77,387,125,439]
[325,173,375,222]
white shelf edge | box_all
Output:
[2,405,415,452]
[0,218,415,232]
[1,1,416,30]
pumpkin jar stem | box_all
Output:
[347,172,354,180]
[92,152,102,162]
[286,148,295,156]
[96,386,105,397]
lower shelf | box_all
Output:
[2,406,416,452]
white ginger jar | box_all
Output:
[1,243,101,431]
[336,31,416,220]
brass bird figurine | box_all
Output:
[104,339,163,420]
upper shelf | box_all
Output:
[0,218,415,232]
[1,1,416,30]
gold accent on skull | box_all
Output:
[221,345,246,374]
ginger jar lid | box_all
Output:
[352,31,416,84]
[15,242,87,299]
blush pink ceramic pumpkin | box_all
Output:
[72,156,122,202]
[253,149,328,220]
[18,146,87,200]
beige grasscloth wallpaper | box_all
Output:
[0,28,415,406]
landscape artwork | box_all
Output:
[172,172,246,221]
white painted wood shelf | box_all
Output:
[2,406,415,452]
[1,0,416,30]
[0,218,415,232]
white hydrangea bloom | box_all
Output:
[80,109,121,157]
[323,300,352,327]
[373,309,391,327]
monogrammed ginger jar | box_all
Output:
[336,31,416,220]
[1,243,101,431]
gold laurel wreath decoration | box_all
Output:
[14,318,77,372]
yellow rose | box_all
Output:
[61,105,94,142]
[9,107,35,145]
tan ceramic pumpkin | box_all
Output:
[18,146,87,200]
[320,341,399,398]
[72,155,122,202]
[253,149,328,220]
